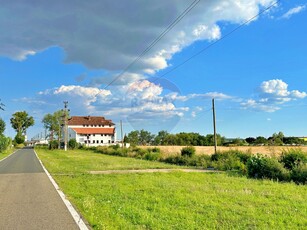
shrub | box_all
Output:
[291,164,307,184]
[144,152,161,161]
[68,139,78,149]
[247,155,290,181]
[280,149,307,170]
[49,140,59,150]
[210,150,248,172]
[0,135,11,152]
[181,146,196,157]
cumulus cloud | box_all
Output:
[281,5,306,19]
[241,79,307,112]
[0,0,276,77]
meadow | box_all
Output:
[36,148,307,229]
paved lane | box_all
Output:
[0,148,79,230]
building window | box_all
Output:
[101,140,103,143]
[109,125,111,127]
[85,140,87,144]
[83,125,85,127]
[93,134,95,137]
[108,140,111,144]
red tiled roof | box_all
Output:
[68,116,114,126]
[72,128,115,135]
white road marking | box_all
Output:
[34,150,89,230]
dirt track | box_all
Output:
[139,145,307,156]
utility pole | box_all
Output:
[120,120,124,149]
[63,101,69,151]
[212,98,217,154]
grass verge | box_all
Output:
[36,148,307,229]
[0,147,16,161]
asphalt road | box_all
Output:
[0,148,79,230]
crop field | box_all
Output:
[139,145,307,157]
[36,148,307,229]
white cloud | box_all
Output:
[281,5,306,19]
[166,92,234,101]
[0,0,277,77]
[241,79,307,112]
[260,79,290,97]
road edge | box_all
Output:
[0,148,19,162]
[34,149,89,230]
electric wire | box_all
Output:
[100,0,200,92]
[154,0,280,81]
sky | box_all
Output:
[0,0,307,140]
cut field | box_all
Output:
[139,145,307,157]
[36,148,307,229]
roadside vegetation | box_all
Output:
[36,147,307,229]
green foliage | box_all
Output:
[0,118,5,135]
[290,164,307,184]
[125,130,226,146]
[49,140,59,150]
[14,132,25,144]
[0,135,11,152]
[42,110,69,142]
[247,155,290,181]
[10,111,34,134]
[68,138,78,149]
[280,149,307,170]
[210,150,248,172]
[181,146,196,157]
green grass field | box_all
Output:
[36,148,307,229]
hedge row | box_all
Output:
[91,145,307,184]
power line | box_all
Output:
[100,0,200,91]
[154,0,280,80]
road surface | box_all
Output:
[0,148,79,229]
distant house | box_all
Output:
[66,116,116,146]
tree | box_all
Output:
[0,118,5,135]
[126,130,139,146]
[10,111,34,135]
[42,110,68,147]
[245,137,256,145]
[0,100,4,111]
[153,130,169,145]
[254,136,268,145]
[139,129,154,145]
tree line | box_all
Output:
[124,130,307,146]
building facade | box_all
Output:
[67,116,116,147]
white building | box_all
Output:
[66,116,116,147]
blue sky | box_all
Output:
[1,0,307,139]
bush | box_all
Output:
[181,146,196,157]
[210,150,249,172]
[49,140,59,150]
[68,139,78,149]
[247,155,290,181]
[280,149,307,170]
[0,135,11,152]
[291,164,307,184]
[144,152,161,161]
